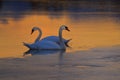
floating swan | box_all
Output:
[30,26,71,47]
[23,25,70,50]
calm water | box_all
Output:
[0,1,120,80]
[0,1,120,58]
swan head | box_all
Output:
[31,27,40,34]
[61,25,70,31]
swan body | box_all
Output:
[41,36,71,47]
[23,25,70,50]
[23,40,60,50]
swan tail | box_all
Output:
[23,42,31,48]
[65,39,72,48]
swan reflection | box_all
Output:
[23,49,65,56]
[23,49,66,78]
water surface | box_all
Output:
[0,1,120,57]
[0,1,120,80]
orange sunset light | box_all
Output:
[0,14,120,57]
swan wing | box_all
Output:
[42,36,68,43]
[42,36,71,47]
[34,40,61,49]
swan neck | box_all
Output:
[59,28,66,49]
[35,28,42,42]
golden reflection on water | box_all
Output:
[0,14,120,58]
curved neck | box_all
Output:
[35,28,42,42]
[59,28,66,49]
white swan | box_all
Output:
[30,26,71,47]
[23,25,70,50]
[31,27,42,43]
